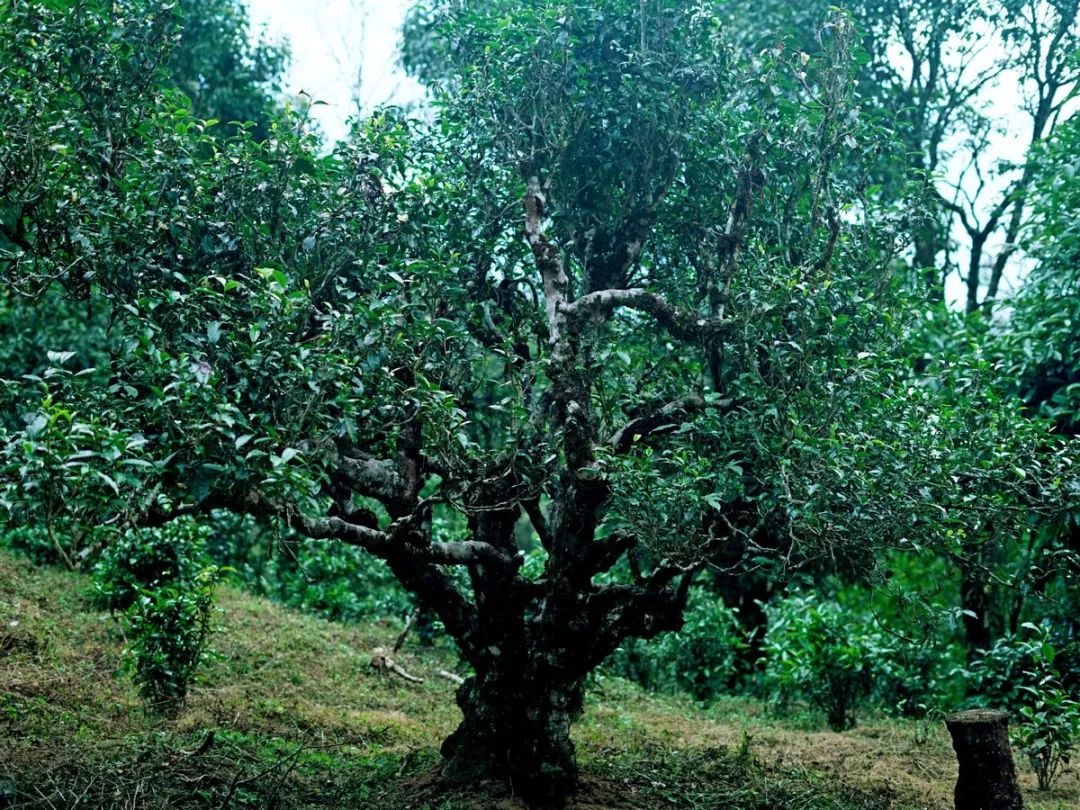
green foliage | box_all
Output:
[609,574,970,717]
[1,525,66,567]
[1,384,153,564]
[606,587,748,701]
[868,638,954,720]
[0,289,111,417]
[829,561,970,718]
[92,518,211,612]
[958,625,1053,711]
[1010,626,1080,791]
[262,540,413,623]
[1015,676,1080,791]
[124,565,220,710]
[167,0,288,139]
[764,592,875,731]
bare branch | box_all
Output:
[393,609,418,654]
[608,394,722,453]
[524,177,569,344]
[370,646,424,683]
[336,453,408,504]
[563,289,734,343]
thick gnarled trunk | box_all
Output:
[441,669,585,806]
[432,556,692,806]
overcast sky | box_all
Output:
[247,0,423,144]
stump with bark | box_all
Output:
[945,709,1023,810]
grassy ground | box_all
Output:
[1,549,1077,809]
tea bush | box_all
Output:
[92,519,211,612]
[1011,626,1080,790]
[125,565,221,710]
[87,518,220,709]
[1015,677,1080,790]
[763,592,875,731]
[606,586,748,701]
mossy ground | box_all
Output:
[1,549,1077,809]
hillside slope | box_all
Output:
[1,550,1076,809]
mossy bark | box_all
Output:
[441,670,583,808]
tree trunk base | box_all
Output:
[945,709,1023,810]
[440,675,582,809]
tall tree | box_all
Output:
[718,0,1080,309]
[168,0,288,138]
[995,108,1080,655]
[1,1,1074,805]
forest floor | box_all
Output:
[1,548,1078,810]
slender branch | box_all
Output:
[393,609,417,654]
[522,497,553,551]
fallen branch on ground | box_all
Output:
[370,646,424,683]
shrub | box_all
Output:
[1,523,99,569]
[1015,678,1075,794]
[125,566,220,710]
[763,592,874,731]
[92,519,211,612]
[1015,676,1080,791]
[1010,627,1080,791]
[606,587,747,701]
[957,623,1056,711]
[263,539,413,622]
[89,518,219,710]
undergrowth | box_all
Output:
[2,549,1077,809]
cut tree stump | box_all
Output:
[945,709,1024,810]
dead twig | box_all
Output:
[393,609,417,654]
[175,730,215,760]
[370,646,424,683]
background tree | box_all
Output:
[167,0,288,139]
[699,0,1080,653]
[723,0,1080,309]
